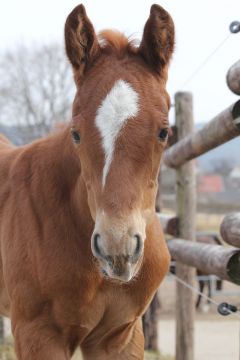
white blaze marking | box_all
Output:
[95,79,139,187]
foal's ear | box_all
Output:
[65,4,99,74]
[139,4,175,74]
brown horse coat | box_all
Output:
[0,4,174,359]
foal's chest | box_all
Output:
[53,280,147,344]
[78,286,144,344]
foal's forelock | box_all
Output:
[95,79,139,187]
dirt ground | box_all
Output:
[159,318,239,360]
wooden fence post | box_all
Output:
[143,173,163,355]
[0,316,4,344]
[175,92,196,360]
[142,291,161,352]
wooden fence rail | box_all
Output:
[167,239,240,285]
[227,59,240,95]
[164,100,240,168]
[157,213,179,236]
[220,213,240,248]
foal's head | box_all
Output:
[65,4,174,282]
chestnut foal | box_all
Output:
[0,4,174,359]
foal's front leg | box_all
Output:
[12,318,69,360]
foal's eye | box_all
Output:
[158,128,168,142]
[71,129,81,144]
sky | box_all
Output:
[0,0,239,124]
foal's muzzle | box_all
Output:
[91,214,145,282]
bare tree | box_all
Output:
[0,43,75,143]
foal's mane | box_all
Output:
[98,30,139,56]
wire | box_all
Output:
[171,272,240,359]
[170,272,240,319]
[180,33,232,89]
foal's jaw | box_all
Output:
[91,211,146,282]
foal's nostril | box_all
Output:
[133,234,143,259]
[93,233,102,257]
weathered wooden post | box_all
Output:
[143,173,163,355]
[175,92,196,360]
[0,316,4,344]
[143,291,161,353]
[155,173,162,213]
